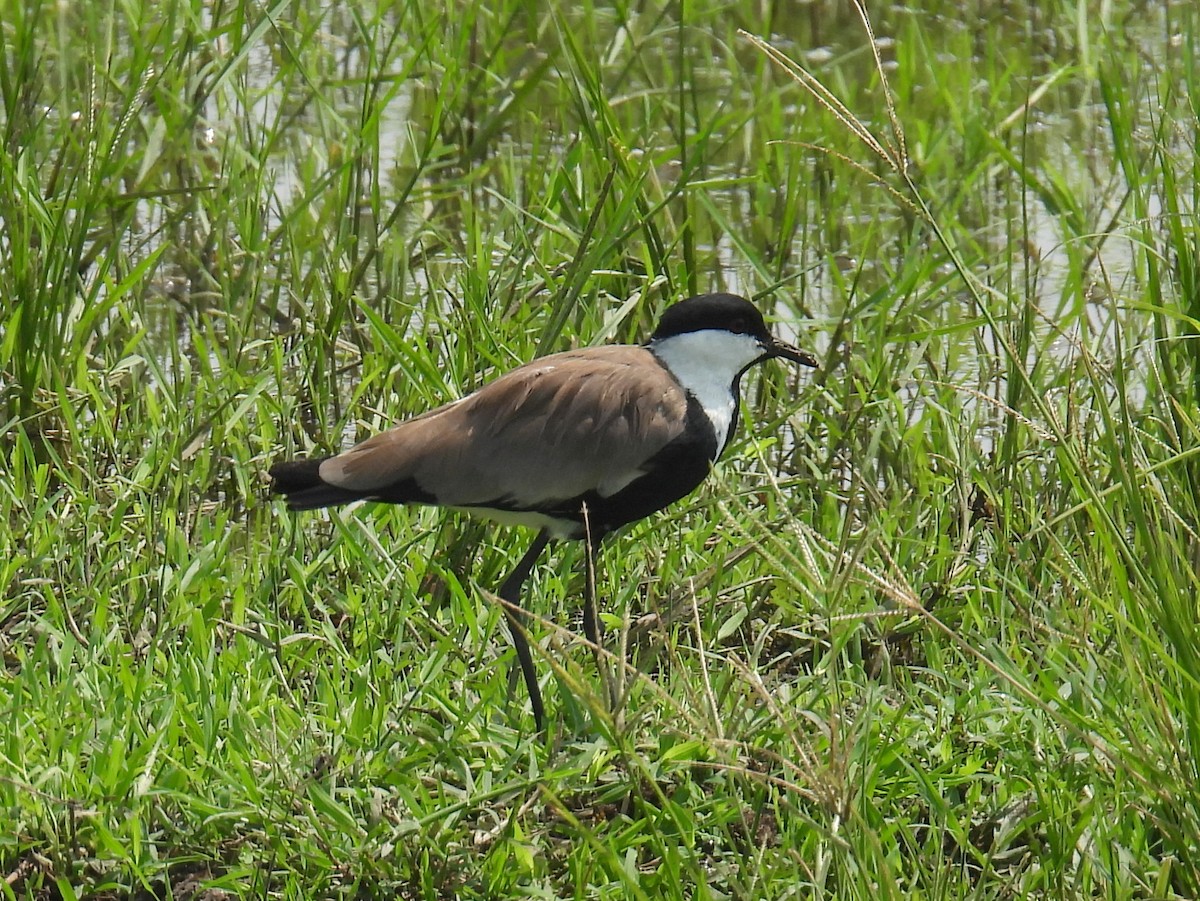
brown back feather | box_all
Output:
[318,346,689,507]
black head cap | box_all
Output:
[650,293,819,367]
[650,293,771,343]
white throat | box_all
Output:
[650,329,766,455]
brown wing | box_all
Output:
[317,346,690,507]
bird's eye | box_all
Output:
[730,317,748,334]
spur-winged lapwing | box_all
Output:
[269,292,818,729]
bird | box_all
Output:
[269,292,818,729]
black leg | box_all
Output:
[580,505,615,713]
[581,535,602,649]
[498,529,551,730]
[580,503,602,648]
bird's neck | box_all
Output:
[650,330,762,455]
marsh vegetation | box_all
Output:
[3,0,1200,896]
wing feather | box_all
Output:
[318,346,689,508]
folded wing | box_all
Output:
[317,346,690,510]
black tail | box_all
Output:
[269,458,364,510]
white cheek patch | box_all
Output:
[651,330,763,454]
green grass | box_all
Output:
[3,0,1200,897]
